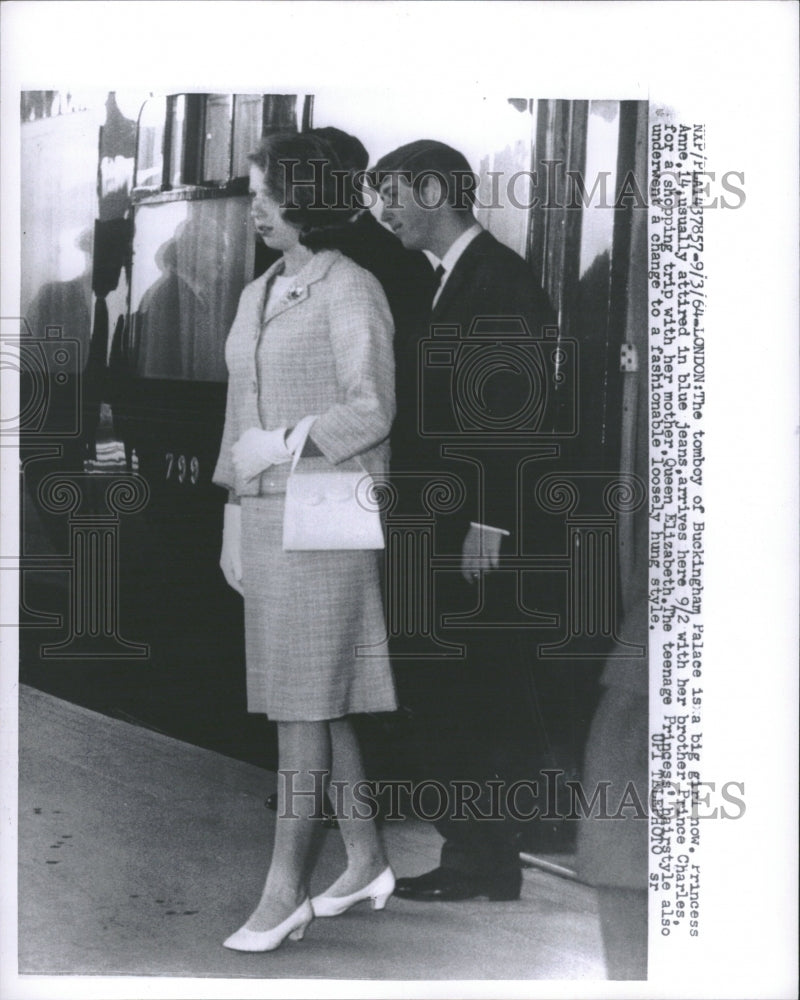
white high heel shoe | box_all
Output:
[223,898,313,952]
[311,866,395,917]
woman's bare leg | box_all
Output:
[239,719,329,931]
[321,716,390,896]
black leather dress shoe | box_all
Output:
[393,866,521,902]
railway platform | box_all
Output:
[16,685,608,982]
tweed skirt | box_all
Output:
[240,495,397,721]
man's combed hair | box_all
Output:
[369,139,478,214]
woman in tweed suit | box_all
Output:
[213,134,397,951]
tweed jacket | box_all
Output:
[213,249,395,498]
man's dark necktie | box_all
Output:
[431,263,446,305]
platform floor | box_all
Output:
[17,685,607,981]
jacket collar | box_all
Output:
[259,249,341,323]
[431,229,495,320]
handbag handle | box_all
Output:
[287,415,319,473]
[288,417,368,475]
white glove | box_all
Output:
[232,426,291,482]
[220,503,244,594]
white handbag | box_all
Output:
[282,445,385,551]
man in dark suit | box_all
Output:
[370,140,557,902]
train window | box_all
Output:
[232,95,263,177]
[264,94,304,131]
[139,94,310,190]
[168,95,188,186]
[578,101,620,276]
[203,94,233,183]
[166,94,204,187]
[135,96,166,189]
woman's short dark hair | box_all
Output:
[248,132,352,247]
[311,127,369,174]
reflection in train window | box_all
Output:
[232,95,263,178]
[129,197,250,381]
[140,94,307,191]
[168,95,188,187]
[203,94,233,183]
[135,96,166,189]
[579,101,620,277]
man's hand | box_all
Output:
[461,523,502,583]
[232,427,291,482]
